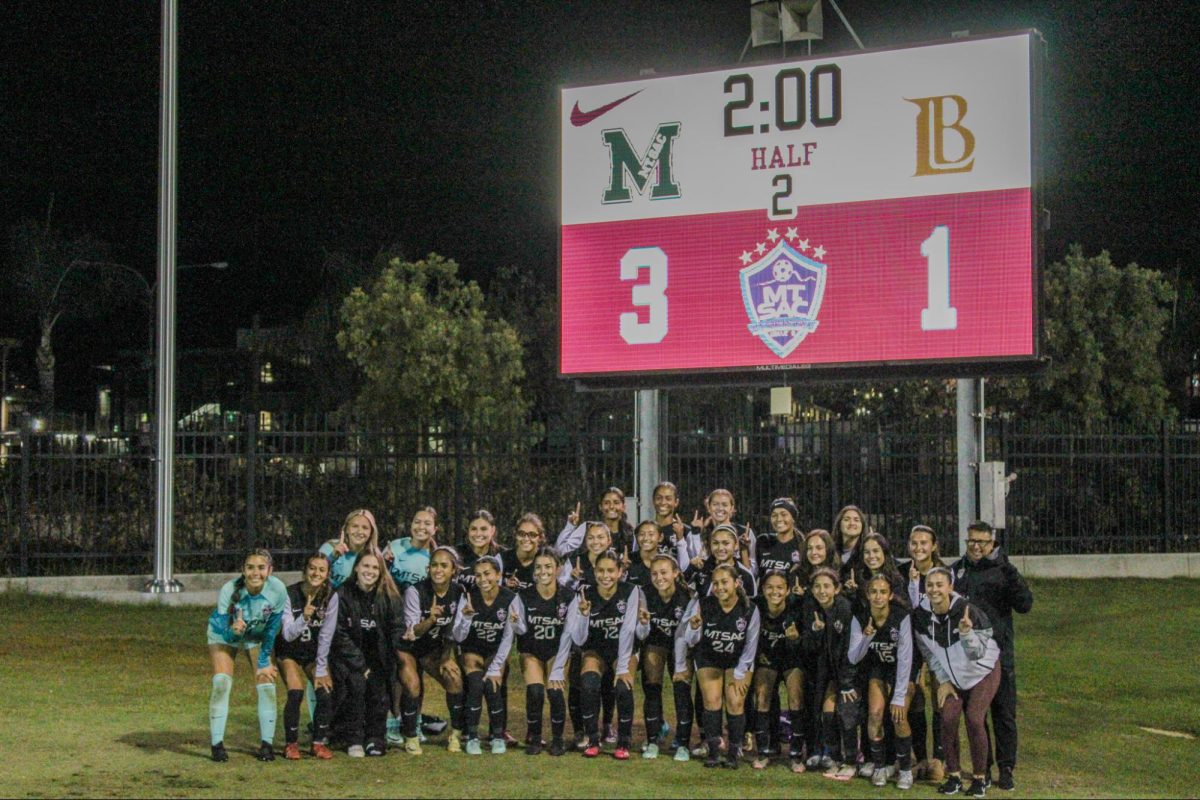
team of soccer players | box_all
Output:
[206,487,1032,797]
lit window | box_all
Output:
[260,362,275,384]
[259,411,273,431]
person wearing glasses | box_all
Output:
[951,521,1033,792]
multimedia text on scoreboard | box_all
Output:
[559,31,1043,387]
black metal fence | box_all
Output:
[2,414,1197,576]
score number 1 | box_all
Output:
[617,229,954,346]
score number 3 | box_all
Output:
[620,247,668,344]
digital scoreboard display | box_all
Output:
[559,31,1041,383]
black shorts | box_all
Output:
[403,634,450,663]
[693,651,739,672]
[580,638,619,666]
[863,659,901,688]
[275,639,318,666]
[755,644,797,674]
[518,639,563,664]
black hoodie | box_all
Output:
[952,548,1032,668]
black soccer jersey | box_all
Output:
[403,579,462,657]
[580,582,638,657]
[753,594,803,671]
[756,532,804,580]
[641,585,692,650]
[500,548,537,592]
[680,594,761,675]
[456,586,518,658]
[275,582,331,664]
[517,584,573,662]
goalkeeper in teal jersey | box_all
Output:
[319,508,381,588]
[206,548,288,762]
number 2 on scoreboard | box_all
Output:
[620,247,668,344]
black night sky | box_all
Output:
[2,1,1197,411]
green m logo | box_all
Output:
[601,122,682,204]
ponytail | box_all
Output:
[229,548,273,615]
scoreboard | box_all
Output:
[559,31,1042,383]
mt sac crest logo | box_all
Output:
[738,228,829,358]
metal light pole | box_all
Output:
[146,0,180,593]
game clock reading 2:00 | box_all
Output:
[560,31,1041,383]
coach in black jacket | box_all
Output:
[952,521,1033,791]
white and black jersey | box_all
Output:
[451,586,524,677]
[625,547,674,590]
[558,549,600,592]
[517,585,574,682]
[278,582,339,677]
[753,594,803,673]
[636,586,693,651]
[675,594,761,679]
[401,579,462,660]
[454,544,494,592]
[499,548,537,592]
[755,532,804,581]
[848,601,914,705]
[683,556,759,598]
[565,582,641,675]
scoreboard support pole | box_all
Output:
[955,378,984,555]
[634,389,667,524]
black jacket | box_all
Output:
[333,582,404,676]
[951,548,1033,668]
[799,592,857,691]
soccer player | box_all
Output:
[674,563,761,769]
[799,567,859,780]
[397,545,465,754]
[689,489,756,572]
[206,548,288,762]
[913,567,1002,798]
[277,552,338,760]
[331,550,403,757]
[625,519,669,590]
[634,552,694,760]
[848,574,916,789]
[791,528,842,595]
[556,488,636,560]
[501,513,545,592]
[750,570,805,772]
[384,506,437,589]
[564,549,641,759]
[451,555,524,755]
[651,481,701,563]
[319,509,381,588]
[682,523,758,598]
[516,547,575,755]
[854,532,909,612]
[952,521,1032,791]
[832,504,868,581]
[756,498,805,580]
[899,524,947,782]
[455,509,502,593]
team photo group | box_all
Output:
[206,484,1033,798]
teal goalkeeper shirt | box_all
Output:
[207,575,288,668]
[387,537,431,589]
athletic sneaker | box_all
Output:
[284,743,301,761]
[548,739,566,757]
[464,738,482,756]
[613,747,631,760]
[752,756,769,770]
[256,742,275,762]
[421,714,449,735]
[825,763,856,781]
[210,742,228,762]
[491,738,507,755]
[583,744,602,758]
[966,778,988,797]
[526,741,542,756]
[859,761,876,778]
[997,767,1015,791]
[818,755,837,771]
[897,769,914,790]
[790,758,806,774]
[805,754,823,770]
[447,731,462,753]
[311,742,333,760]
[386,717,404,746]
[642,743,659,759]
[405,737,422,756]
[691,743,708,757]
[722,750,740,769]
[871,767,888,787]
[347,745,365,758]
[364,741,385,757]
[703,751,721,768]
[937,775,963,795]
[673,745,690,762]
[575,735,589,750]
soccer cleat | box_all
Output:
[464,738,483,756]
[575,735,590,750]
[938,775,963,795]
[364,741,385,757]
[805,754,823,770]
[997,767,1015,791]
[502,729,519,746]
[966,778,988,797]
[283,742,301,760]
[210,742,228,762]
[548,739,566,757]
[722,750,740,769]
[347,744,365,758]
[897,769,914,790]
[703,751,721,768]
[871,767,888,787]
[583,744,602,758]
[830,763,857,781]
[642,742,659,759]
[818,755,837,771]
[447,730,462,753]
[526,741,543,756]
[673,745,691,762]
[790,757,806,774]
[405,737,423,756]
[613,747,631,761]
[311,742,333,760]
[256,742,275,762]
[491,738,507,755]
[752,756,769,770]
[422,714,449,735]
[691,743,708,757]
[859,760,876,778]
[386,717,405,746]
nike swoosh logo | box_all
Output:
[570,89,643,127]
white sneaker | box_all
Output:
[347,744,365,758]
[859,761,876,778]
[883,764,897,782]
[805,754,823,770]
[642,743,659,759]
[897,769,915,790]
[872,767,888,787]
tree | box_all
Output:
[5,203,130,413]
[337,253,528,426]
[989,245,1175,424]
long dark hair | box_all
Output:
[833,504,867,556]
[229,548,273,615]
[710,563,749,611]
[909,524,947,569]
[794,528,842,589]
[303,551,333,616]
[650,552,694,601]
[465,508,501,555]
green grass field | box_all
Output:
[1,579,1197,798]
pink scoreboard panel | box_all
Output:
[560,32,1041,383]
